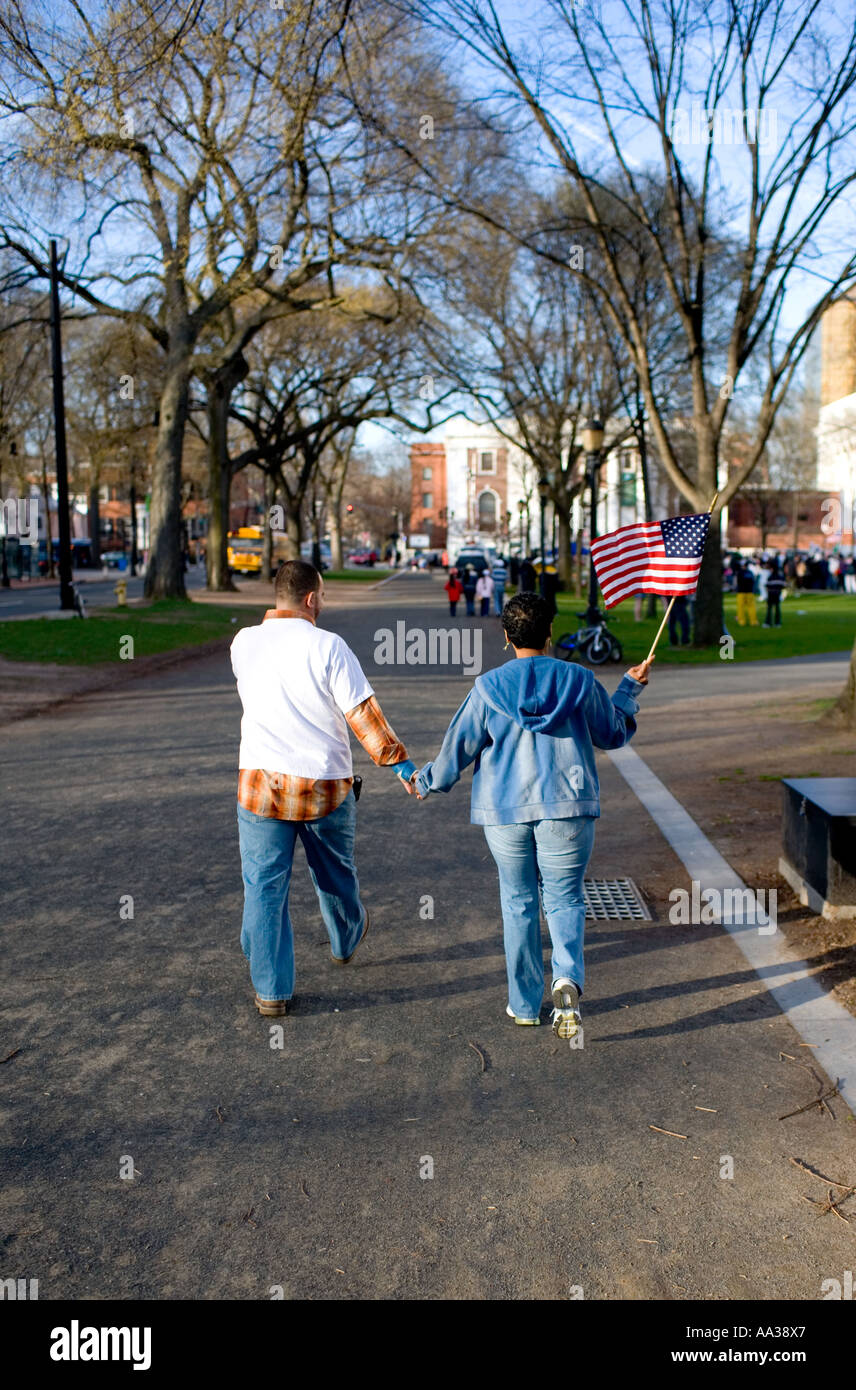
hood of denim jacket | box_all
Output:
[475,656,589,734]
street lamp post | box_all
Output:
[537,474,551,598]
[49,239,75,611]
[583,418,605,624]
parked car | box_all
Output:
[348,549,378,566]
[300,540,332,570]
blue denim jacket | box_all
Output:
[413,656,644,825]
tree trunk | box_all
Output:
[574,526,584,596]
[261,470,275,582]
[693,510,725,645]
[792,491,801,551]
[42,454,54,578]
[556,502,573,588]
[207,453,235,592]
[145,351,190,600]
[329,506,343,570]
[205,357,248,593]
[822,635,856,729]
[284,507,302,560]
[87,483,101,564]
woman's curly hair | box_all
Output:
[501,592,552,650]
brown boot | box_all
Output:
[254,994,288,1017]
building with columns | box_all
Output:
[409,415,679,555]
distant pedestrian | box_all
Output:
[845,555,856,594]
[462,565,477,616]
[476,570,494,616]
[444,569,463,616]
[764,562,786,626]
[509,554,520,587]
[541,566,559,619]
[491,556,508,615]
[735,562,759,626]
[519,557,536,593]
[668,594,691,645]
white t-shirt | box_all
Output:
[230,616,373,777]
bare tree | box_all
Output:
[391,0,856,642]
[62,319,161,564]
[225,291,452,561]
[0,284,49,583]
[0,0,413,597]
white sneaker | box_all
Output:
[506,1004,541,1026]
[551,978,581,1039]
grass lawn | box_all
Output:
[553,590,856,664]
[324,569,393,582]
[0,599,260,666]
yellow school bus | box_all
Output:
[227,527,264,575]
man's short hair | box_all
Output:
[502,592,552,650]
[274,559,321,606]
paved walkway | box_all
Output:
[1,573,854,1299]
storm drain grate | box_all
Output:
[584,877,651,921]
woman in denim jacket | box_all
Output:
[403,593,652,1038]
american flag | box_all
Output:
[590,512,710,609]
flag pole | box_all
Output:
[643,491,719,665]
[645,596,675,663]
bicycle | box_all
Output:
[553,611,623,665]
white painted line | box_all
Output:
[369,570,419,590]
[608,742,856,1115]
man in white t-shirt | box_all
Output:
[230,560,417,1017]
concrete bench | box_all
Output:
[779,778,856,920]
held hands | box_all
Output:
[395,762,424,800]
[627,656,655,685]
[401,772,423,800]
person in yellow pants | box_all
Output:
[735,561,759,625]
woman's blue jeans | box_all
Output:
[483,817,596,1020]
[237,792,365,1000]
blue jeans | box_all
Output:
[237,792,365,1000]
[494,585,505,615]
[483,817,596,1019]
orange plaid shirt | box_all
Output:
[237,611,408,821]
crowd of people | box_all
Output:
[437,543,853,648]
[723,549,856,595]
[444,553,560,620]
